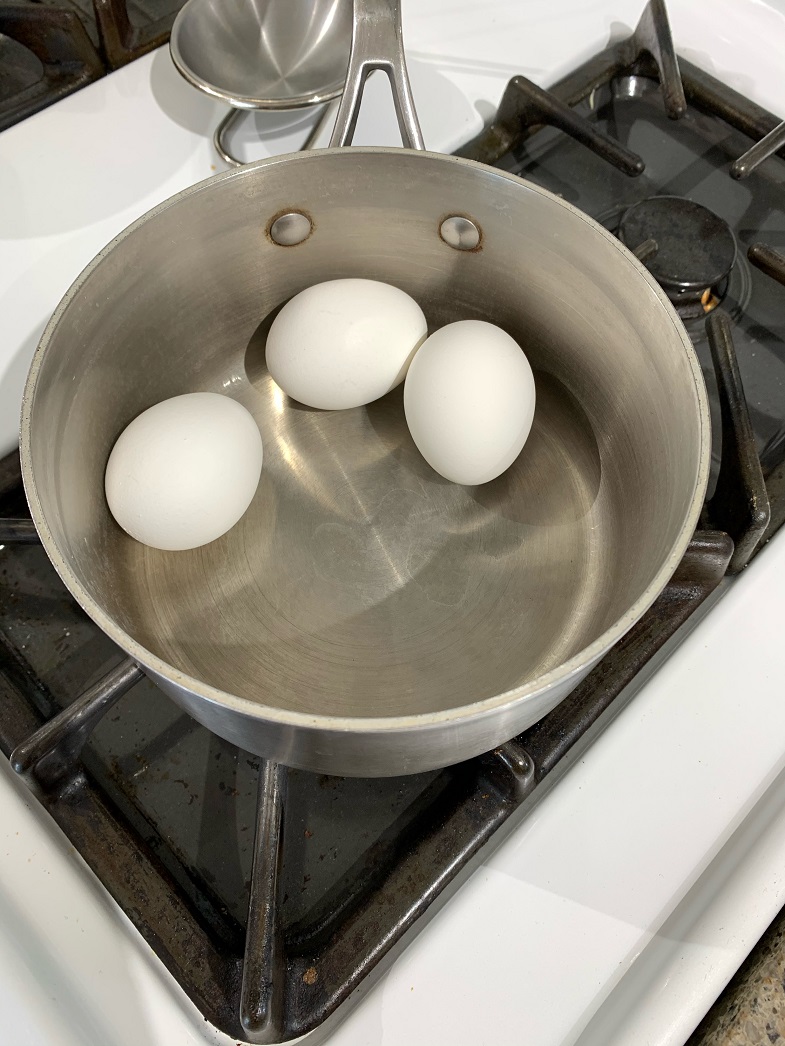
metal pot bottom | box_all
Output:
[123,360,604,719]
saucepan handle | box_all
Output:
[329,0,425,150]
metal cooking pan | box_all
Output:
[20,0,710,777]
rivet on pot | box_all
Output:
[439,215,481,251]
[269,211,313,246]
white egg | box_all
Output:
[403,320,536,485]
[105,392,263,551]
[265,278,427,409]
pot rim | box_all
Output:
[20,147,711,739]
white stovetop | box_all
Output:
[2,2,785,1044]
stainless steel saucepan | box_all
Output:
[20,0,710,777]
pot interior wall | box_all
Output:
[26,150,705,717]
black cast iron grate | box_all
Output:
[0,453,736,1042]
[0,0,186,132]
[2,1,785,1041]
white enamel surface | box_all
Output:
[105,393,263,550]
[266,279,427,409]
[404,320,535,484]
[2,1,785,1044]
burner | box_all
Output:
[618,196,737,318]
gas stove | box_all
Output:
[2,2,785,1045]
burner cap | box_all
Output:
[618,196,736,293]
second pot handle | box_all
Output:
[329,0,425,151]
